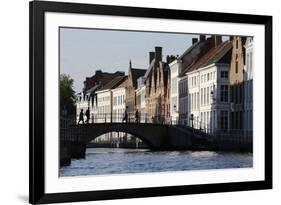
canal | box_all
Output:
[59,148,253,177]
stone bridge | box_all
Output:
[73,123,211,150]
[60,122,252,166]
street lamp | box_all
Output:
[190,113,194,128]
[173,104,178,113]
[210,84,216,134]
[173,104,178,125]
[210,84,216,105]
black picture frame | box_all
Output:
[29,0,272,204]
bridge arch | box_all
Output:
[75,123,171,149]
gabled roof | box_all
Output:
[182,40,232,75]
[131,68,146,88]
[84,84,100,94]
[99,75,128,90]
[116,76,128,88]
[178,41,201,60]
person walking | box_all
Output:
[78,109,84,124]
[85,107,90,123]
[122,106,128,123]
[135,109,139,123]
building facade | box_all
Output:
[169,59,182,124]
[83,70,124,91]
[76,70,125,123]
[144,47,173,123]
[126,61,146,122]
[178,36,233,134]
[229,36,246,133]
[244,37,253,135]
[135,77,146,122]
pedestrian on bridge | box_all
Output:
[85,107,90,123]
[135,109,139,123]
[78,109,84,124]
[122,106,128,123]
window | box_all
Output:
[197,93,199,109]
[235,61,238,73]
[190,94,193,109]
[220,85,228,102]
[204,88,206,105]
[239,84,243,104]
[221,71,228,78]
[236,39,238,49]
[201,88,203,105]
[250,52,253,74]
[194,93,196,110]
[207,87,209,105]
[220,111,228,130]
[230,86,234,103]
[200,112,203,127]
[207,73,210,81]
[207,112,210,129]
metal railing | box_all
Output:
[60,117,78,142]
[76,113,172,125]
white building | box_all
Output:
[96,89,112,123]
[111,79,128,142]
[112,87,126,122]
[169,59,182,124]
[178,39,233,134]
[136,77,146,122]
[244,37,253,134]
[95,76,128,142]
[178,75,188,125]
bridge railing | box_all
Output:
[77,113,173,125]
[60,117,78,142]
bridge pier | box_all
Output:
[60,142,86,167]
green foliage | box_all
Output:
[60,74,76,116]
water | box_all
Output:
[59,148,253,177]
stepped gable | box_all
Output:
[131,68,146,88]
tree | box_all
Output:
[60,74,76,117]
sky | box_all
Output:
[59,28,227,93]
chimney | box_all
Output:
[199,35,206,41]
[192,38,198,45]
[95,70,102,75]
[214,35,222,47]
[155,46,162,63]
[166,55,170,64]
[149,52,155,64]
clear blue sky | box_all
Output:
[60,28,227,93]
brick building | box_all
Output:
[144,47,174,123]
[83,70,124,92]
[125,60,146,121]
[229,36,246,132]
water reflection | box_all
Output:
[59,148,253,177]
